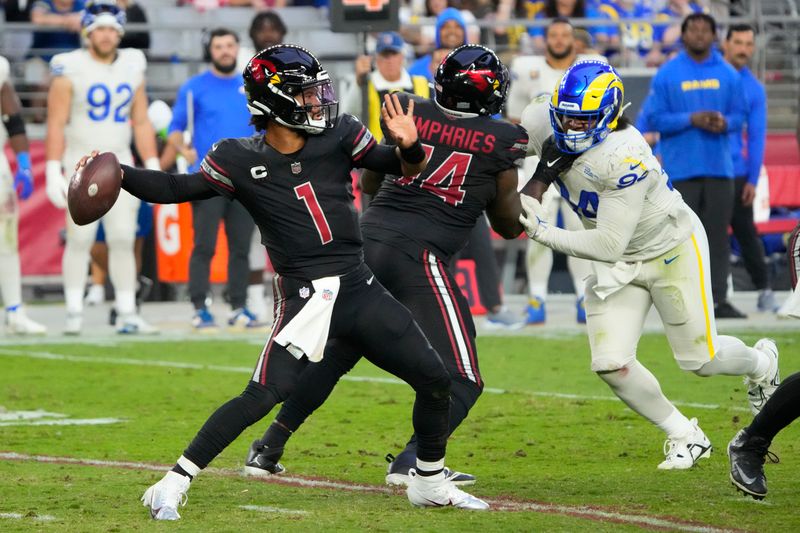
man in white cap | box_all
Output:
[45,0,160,335]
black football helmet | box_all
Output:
[243,45,338,134]
[434,44,509,118]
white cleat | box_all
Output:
[746,339,780,415]
[116,314,160,335]
[64,312,82,336]
[657,418,712,470]
[6,307,47,335]
[405,469,489,510]
[141,471,190,520]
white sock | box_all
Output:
[0,252,22,308]
[107,244,137,314]
[64,288,85,315]
[598,361,677,431]
[246,283,267,318]
[63,241,91,314]
[115,289,136,316]
[416,458,444,475]
[526,239,552,300]
[656,408,694,439]
[177,455,201,477]
[695,335,769,380]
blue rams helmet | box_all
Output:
[549,60,624,153]
[81,0,126,35]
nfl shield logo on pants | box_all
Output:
[291,162,302,174]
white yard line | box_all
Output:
[0,347,748,412]
[0,451,738,533]
[239,505,309,515]
[0,512,57,522]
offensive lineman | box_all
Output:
[74,45,488,517]
[518,60,780,469]
[45,0,160,334]
[507,18,594,324]
[245,45,527,487]
[0,55,47,335]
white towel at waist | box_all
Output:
[273,276,341,362]
[591,260,642,300]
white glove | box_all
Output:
[45,160,68,209]
[519,193,550,241]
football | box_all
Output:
[67,152,122,226]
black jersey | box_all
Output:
[199,114,377,279]
[360,93,528,261]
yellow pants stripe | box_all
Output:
[690,234,715,359]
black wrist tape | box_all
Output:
[399,139,426,164]
[2,113,26,137]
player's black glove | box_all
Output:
[524,135,580,193]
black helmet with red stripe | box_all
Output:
[243,44,338,134]
[434,44,509,118]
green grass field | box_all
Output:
[1,331,799,532]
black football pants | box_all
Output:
[182,262,451,468]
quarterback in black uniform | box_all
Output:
[74,45,490,518]
[252,45,528,486]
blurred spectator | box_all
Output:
[525,0,613,53]
[600,0,663,67]
[25,0,84,122]
[654,0,707,60]
[723,24,777,312]
[573,26,601,55]
[408,7,467,81]
[167,28,259,329]
[117,0,149,51]
[236,10,286,322]
[2,0,34,62]
[401,0,479,54]
[340,31,429,141]
[645,13,748,319]
[238,10,287,68]
[507,18,594,324]
[29,0,84,61]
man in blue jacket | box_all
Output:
[408,8,467,81]
[723,24,777,313]
[646,13,748,319]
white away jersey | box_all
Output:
[521,102,694,263]
[50,48,146,158]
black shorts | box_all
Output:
[364,233,482,389]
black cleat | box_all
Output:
[384,453,476,487]
[727,429,778,500]
[243,440,286,477]
[715,301,747,319]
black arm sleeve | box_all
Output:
[120,165,218,203]
[358,144,403,176]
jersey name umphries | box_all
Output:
[362,93,528,262]
[50,48,146,163]
[522,102,694,263]
[200,114,375,280]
